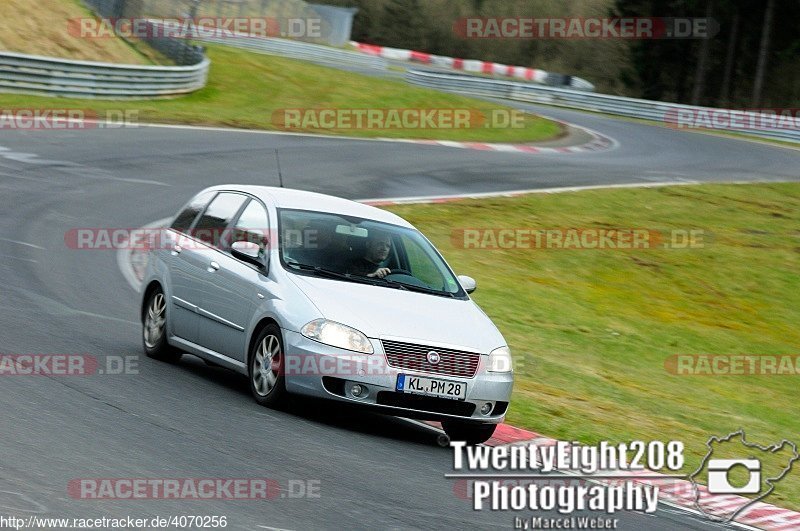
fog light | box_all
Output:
[480,402,493,415]
[350,384,364,397]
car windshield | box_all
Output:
[278,209,463,296]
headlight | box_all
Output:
[301,319,374,354]
[488,346,513,373]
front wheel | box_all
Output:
[248,324,287,408]
[142,288,181,363]
[442,420,496,445]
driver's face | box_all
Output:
[367,237,391,262]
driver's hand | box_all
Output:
[367,268,392,278]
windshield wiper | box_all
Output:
[287,262,363,280]
[351,275,409,291]
[380,277,456,298]
[287,262,402,289]
[346,270,456,297]
[287,262,450,295]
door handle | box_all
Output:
[208,261,220,272]
[171,244,182,256]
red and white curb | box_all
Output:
[351,41,594,91]
[422,421,798,530]
[378,115,617,155]
[385,129,615,155]
[59,119,617,157]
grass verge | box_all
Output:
[0,44,562,143]
[0,0,151,64]
[384,182,800,510]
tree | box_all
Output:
[717,6,739,106]
[690,0,715,105]
[378,0,427,50]
[751,0,775,107]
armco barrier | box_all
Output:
[145,21,386,71]
[0,51,210,98]
[406,69,800,144]
[199,34,386,69]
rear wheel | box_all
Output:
[142,288,181,363]
[248,324,287,408]
[442,420,496,445]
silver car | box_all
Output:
[141,185,513,444]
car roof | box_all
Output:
[202,185,414,228]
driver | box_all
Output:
[347,230,392,278]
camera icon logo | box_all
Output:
[707,458,761,494]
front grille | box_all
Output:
[376,392,476,417]
[381,339,480,378]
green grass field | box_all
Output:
[0,44,562,143]
[385,182,800,510]
[0,0,151,64]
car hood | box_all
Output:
[287,274,506,353]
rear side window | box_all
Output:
[193,193,248,247]
[171,191,216,234]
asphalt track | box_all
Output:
[0,100,798,531]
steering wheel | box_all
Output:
[387,269,413,277]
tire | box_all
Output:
[248,324,287,408]
[142,287,181,363]
[442,420,497,445]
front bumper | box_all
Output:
[282,329,513,423]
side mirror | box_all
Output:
[457,275,477,294]
[232,241,265,269]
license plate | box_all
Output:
[396,374,467,400]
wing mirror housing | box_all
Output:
[457,275,477,294]
[232,241,266,270]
